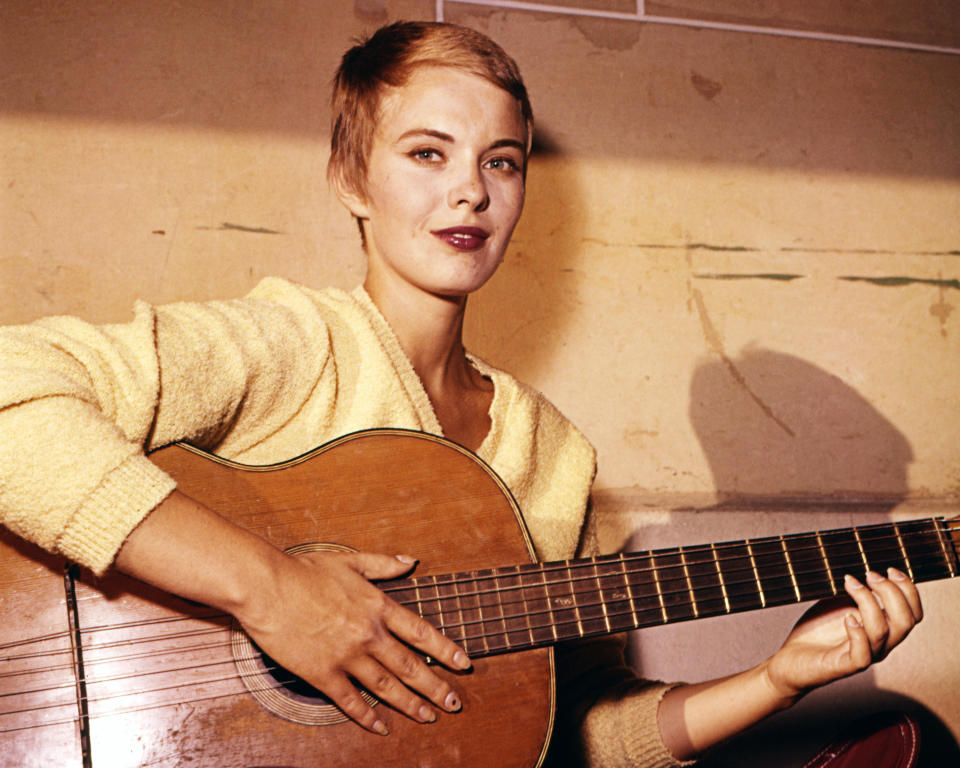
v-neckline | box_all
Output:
[350,286,501,457]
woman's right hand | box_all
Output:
[238,546,472,735]
[116,490,471,736]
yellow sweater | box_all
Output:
[0,278,683,768]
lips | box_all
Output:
[432,226,490,252]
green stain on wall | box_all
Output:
[839,276,960,290]
[694,273,804,281]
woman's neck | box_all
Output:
[364,275,493,451]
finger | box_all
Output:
[322,671,391,736]
[842,613,873,671]
[347,655,441,723]
[844,574,888,656]
[887,567,923,622]
[349,551,420,581]
[383,598,472,674]
[369,628,464,714]
[865,570,919,649]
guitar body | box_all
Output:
[0,430,555,768]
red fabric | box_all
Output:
[802,713,920,768]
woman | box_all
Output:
[0,21,922,767]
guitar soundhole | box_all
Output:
[257,645,335,703]
[230,541,378,726]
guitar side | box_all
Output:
[0,430,555,767]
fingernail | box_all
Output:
[845,613,861,628]
[844,574,865,589]
[445,692,461,712]
[454,650,471,670]
[373,719,389,736]
[887,567,908,581]
[419,705,436,723]
[395,554,417,565]
[866,570,885,584]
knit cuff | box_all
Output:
[58,453,177,576]
[621,682,697,768]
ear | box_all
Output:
[331,166,371,220]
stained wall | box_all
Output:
[2,1,958,763]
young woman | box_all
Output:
[0,21,922,767]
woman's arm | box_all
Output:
[115,488,471,735]
[656,569,923,760]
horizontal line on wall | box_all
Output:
[439,0,960,56]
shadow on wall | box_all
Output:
[675,347,959,766]
[689,347,913,500]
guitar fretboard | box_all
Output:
[384,517,960,658]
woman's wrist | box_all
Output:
[756,657,806,711]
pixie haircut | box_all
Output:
[328,21,534,199]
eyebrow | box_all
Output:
[395,129,525,153]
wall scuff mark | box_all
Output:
[196,222,284,235]
[838,276,960,290]
[689,286,796,437]
[694,273,804,281]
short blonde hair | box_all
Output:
[328,21,533,200]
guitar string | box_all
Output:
[382,519,950,600]
[0,544,944,696]
[391,548,950,639]
[0,527,949,669]
[0,560,921,733]
[0,532,928,677]
[0,529,948,675]
[0,549,947,734]
[0,529,942,673]
[0,519,946,657]
[384,531,950,620]
[0,528,953,727]
[1,544,944,701]
[0,548,952,733]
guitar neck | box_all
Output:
[385,516,960,659]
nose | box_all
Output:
[447,164,489,212]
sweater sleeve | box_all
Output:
[551,637,690,768]
[0,281,333,574]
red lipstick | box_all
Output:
[432,227,489,251]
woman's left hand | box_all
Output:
[762,568,923,701]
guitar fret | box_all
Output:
[816,533,838,595]
[413,579,427,623]
[678,546,699,619]
[650,553,669,624]
[515,565,535,647]
[451,575,467,645]
[592,560,613,634]
[710,543,731,613]
[431,574,457,641]
[473,574,491,655]
[572,563,585,637]
[745,540,766,608]
[540,567,559,643]
[494,571,512,650]
[892,522,915,580]
[933,522,958,578]
[852,527,870,571]
[779,536,802,602]
[619,553,640,629]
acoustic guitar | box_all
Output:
[1,429,957,767]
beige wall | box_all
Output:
[2,0,959,762]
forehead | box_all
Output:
[374,65,528,146]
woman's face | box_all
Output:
[341,65,528,302]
